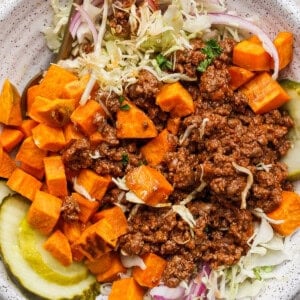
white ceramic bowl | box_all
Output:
[0,1,300,299]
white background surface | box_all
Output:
[0,1,300,299]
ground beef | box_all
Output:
[61,196,80,222]
[62,138,93,171]
[120,202,254,287]
[109,9,131,37]
[174,39,206,77]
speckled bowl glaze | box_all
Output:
[0,1,300,300]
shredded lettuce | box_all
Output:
[43,0,72,52]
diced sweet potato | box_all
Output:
[85,252,113,275]
[96,253,126,283]
[44,156,68,197]
[0,128,24,152]
[141,129,174,166]
[15,136,47,180]
[43,230,72,266]
[228,66,255,90]
[241,72,290,114]
[273,32,294,70]
[28,96,76,127]
[125,165,173,205]
[233,40,271,71]
[63,122,84,143]
[116,100,158,139]
[32,123,66,152]
[17,119,38,137]
[7,168,42,200]
[0,146,16,179]
[109,277,145,300]
[27,64,77,111]
[70,99,106,135]
[133,253,167,288]
[75,169,111,202]
[27,190,62,235]
[92,206,128,239]
[156,82,194,117]
[71,193,100,224]
[267,191,300,236]
[0,79,22,126]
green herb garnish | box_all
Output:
[120,104,130,111]
[156,53,172,70]
[119,95,125,104]
[197,39,222,73]
[121,153,129,166]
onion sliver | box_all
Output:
[74,4,98,44]
[208,13,279,79]
[150,285,185,300]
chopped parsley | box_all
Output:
[121,153,129,166]
[156,53,172,70]
[120,104,130,111]
[119,95,125,104]
[197,39,222,73]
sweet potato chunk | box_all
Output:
[116,100,158,139]
[27,190,62,235]
[0,79,22,126]
[75,169,111,202]
[156,82,194,117]
[273,32,294,70]
[0,128,24,152]
[228,66,255,90]
[44,230,72,266]
[133,253,167,288]
[141,129,174,166]
[28,96,76,127]
[44,156,68,197]
[7,168,42,201]
[0,146,16,179]
[241,72,290,114]
[109,277,145,300]
[125,165,173,205]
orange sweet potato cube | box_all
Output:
[273,32,294,70]
[0,146,16,179]
[27,190,62,235]
[44,156,68,197]
[70,100,106,135]
[0,128,24,152]
[233,40,271,71]
[125,165,173,205]
[109,277,145,300]
[7,168,42,201]
[96,253,126,283]
[32,123,66,152]
[63,122,84,143]
[141,129,174,166]
[75,169,111,202]
[0,79,22,126]
[133,253,167,288]
[71,193,100,223]
[15,136,47,180]
[17,119,38,137]
[156,82,194,117]
[241,72,290,114]
[228,66,255,90]
[92,206,128,238]
[43,230,72,266]
[116,100,158,139]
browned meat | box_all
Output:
[120,202,254,287]
[61,196,80,222]
[62,138,93,171]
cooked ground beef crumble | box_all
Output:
[61,37,294,287]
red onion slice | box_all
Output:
[69,11,82,39]
[74,4,98,43]
[208,13,279,79]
